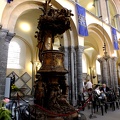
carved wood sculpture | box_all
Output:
[34,0,77,119]
[35,0,73,62]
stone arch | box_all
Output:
[2,0,64,30]
[83,23,115,84]
[88,23,114,56]
[2,1,41,32]
[2,0,78,48]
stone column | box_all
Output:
[98,57,109,85]
[67,47,72,104]
[75,46,84,94]
[60,45,84,106]
[111,57,119,95]
[59,46,70,100]
[107,58,113,87]
[0,27,14,99]
[69,47,76,106]
[74,48,78,105]
[117,64,120,85]
[59,46,69,83]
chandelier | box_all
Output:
[101,17,110,61]
[102,42,110,61]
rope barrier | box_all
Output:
[16,93,92,117]
[34,95,92,117]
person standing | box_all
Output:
[85,79,93,92]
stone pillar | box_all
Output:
[59,46,69,83]
[59,46,70,100]
[61,46,78,106]
[111,57,119,95]
[67,47,72,104]
[98,57,109,85]
[0,27,14,99]
[75,46,84,94]
[107,58,113,87]
[69,47,76,106]
[98,55,119,94]
[60,46,84,106]
[74,48,78,105]
[117,64,120,85]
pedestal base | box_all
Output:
[34,50,77,119]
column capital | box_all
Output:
[75,45,84,53]
[59,46,68,52]
[6,32,15,42]
[0,29,9,39]
[0,28,15,42]
[97,57,106,62]
[69,46,75,53]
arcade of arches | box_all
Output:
[0,0,120,106]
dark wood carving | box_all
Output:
[35,0,73,62]
[34,0,77,119]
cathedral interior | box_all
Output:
[0,0,120,119]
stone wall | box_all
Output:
[0,26,14,99]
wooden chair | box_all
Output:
[103,90,116,113]
[92,91,105,116]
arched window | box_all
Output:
[7,41,21,69]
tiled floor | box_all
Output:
[80,104,120,120]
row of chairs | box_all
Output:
[78,89,120,116]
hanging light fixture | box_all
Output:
[102,42,110,61]
[101,17,110,61]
